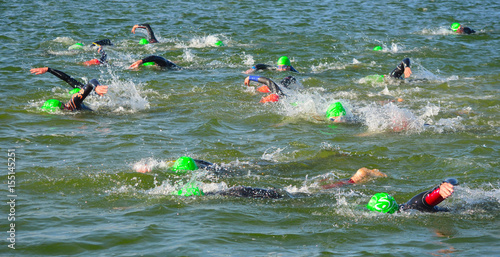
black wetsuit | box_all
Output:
[251,63,299,73]
[247,76,285,96]
[64,81,95,111]
[142,55,181,70]
[46,68,101,92]
[399,178,458,213]
[137,24,158,43]
[462,27,476,34]
[192,159,282,199]
[212,186,282,198]
[389,58,411,79]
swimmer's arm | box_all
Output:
[97,45,107,64]
[246,76,283,95]
[30,67,85,88]
[131,24,158,43]
[290,66,299,73]
[389,58,411,79]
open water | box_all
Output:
[1,0,499,256]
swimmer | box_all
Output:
[128,55,181,70]
[245,56,299,74]
[367,178,458,213]
[450,23,475,35]
[325,101,347,123]
[30,67,108,111]
[131,23,159,44]
[135,156,221,174]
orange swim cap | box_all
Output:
[84,59,101,66]
[260,94,279,103]
[257,85,271,93]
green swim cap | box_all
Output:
[142,62,156,66]
[171,156,198,173]
[68,88,81,95]
[41,99,63,112]
[365,74,385,83]
[325,102,346,119]
[373,46,383,51]
[277,56,291,66]
[215,40,224,46]
[176,183,204,196]
[69,43,84,50]
[139,38,149,45]
[451,23,461,31]
[367,192,398,214]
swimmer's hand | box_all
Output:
[131,24,145,34]
[439,182,454,199]
[244,76,251,86]
[30,67,49,75]
[404,67,412,78]
[128,60,144,69]
[95,85,108,96]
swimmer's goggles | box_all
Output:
[277,65,289,70]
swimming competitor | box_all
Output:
[363,58,412,83]
[244,75,297,103]
[450,23,475,34]
[245,56,299,74]
[324,101,348,123]
[128,55,181,70]
[30,67,108,111]
[367,178,458,213]
[131,23,159,44]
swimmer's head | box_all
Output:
[142,62,156,66]
[325,102,346,121]
[139,38,149,45]
[171,156,198,173]
[68,88,81,95]
[367,192,398,214]
[69,43,84,50]
[373,46,383,51]
[176,183,204,196]
[277,56,291,66]
[451,23,461,32]
[41,99,63,112]
[215,40,224,47]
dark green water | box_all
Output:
[1,0,499,256]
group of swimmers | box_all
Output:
[135,155,458,214]
[31,21,475,213]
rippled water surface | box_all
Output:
[1,0,499,256]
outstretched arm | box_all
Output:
[321,167,387,189]
[131,23,158,43]
[30,67,85,88]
